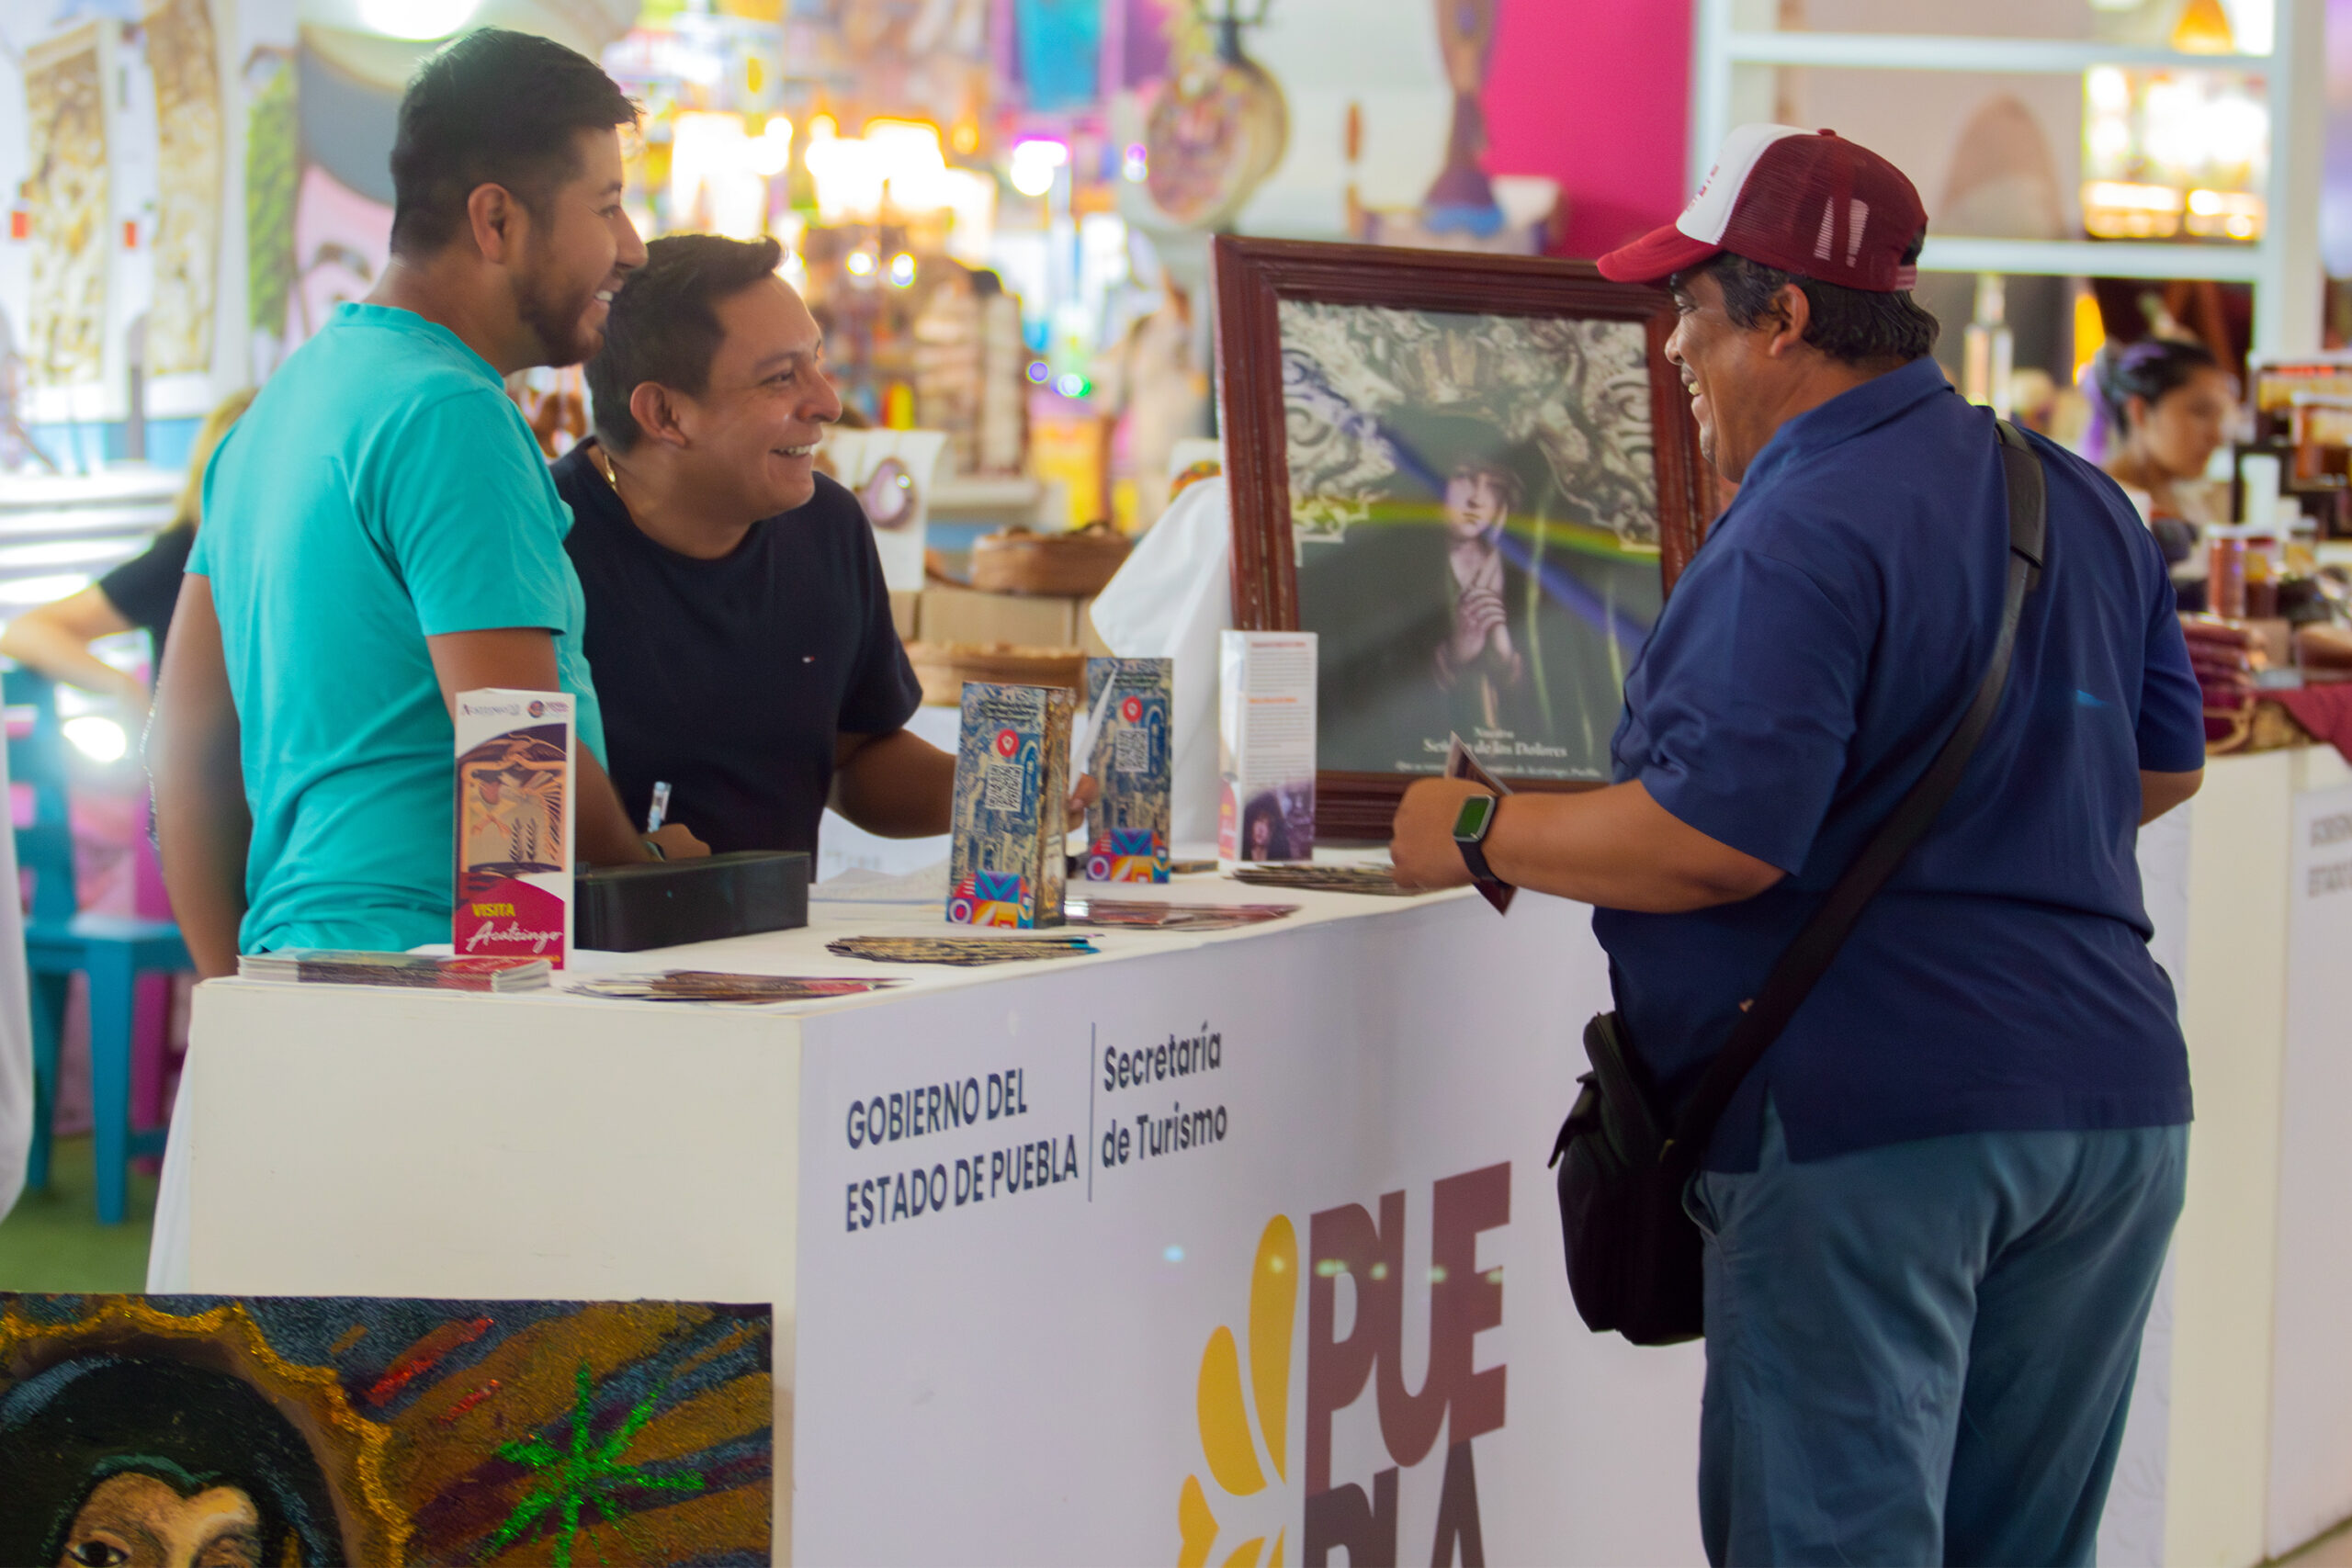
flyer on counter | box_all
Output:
[1218,630,1317,863]
[454,688,574,966]
[946,681,1073,928]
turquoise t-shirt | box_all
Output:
[189,302,605,954]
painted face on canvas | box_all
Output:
[58,1473,265,1568]
[1444,468,1510,539]
[512,126,647,368]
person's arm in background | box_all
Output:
[150,577,250,979]
[0,589,146,709]
[426,627,706,864]
[831,729,1101,837]
[831,729,955,837]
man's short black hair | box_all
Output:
[390,28,638,259]
[588,233,786,453]
[1675,231,1939,366]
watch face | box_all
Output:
[1453,794,1495,840]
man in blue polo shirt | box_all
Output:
[1394,126,2203,1565]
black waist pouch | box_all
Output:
[1551,1011,1703,1345]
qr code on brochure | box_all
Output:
[984,762,1024,812]
[1114,727,1148,773]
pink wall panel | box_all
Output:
[1483,0,1693,259]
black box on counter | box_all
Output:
[575,851,809,953]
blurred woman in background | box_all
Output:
[0,389,254,708]
[2095,338,2236,613]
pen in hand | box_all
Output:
[645,780,672,835]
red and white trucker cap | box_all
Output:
[1598,125,1928,292]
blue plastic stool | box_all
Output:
[7,669,188,1223]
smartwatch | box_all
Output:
[1452,793,1507,886]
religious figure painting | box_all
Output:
[1216,239,1705,837]
[0,1293,774,1565]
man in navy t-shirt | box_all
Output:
[1392,126,2204,1565]
[558,233,941,855]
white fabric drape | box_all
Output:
[1084,476,1233,851]
[0,739,37,1224]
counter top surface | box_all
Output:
[212,860,1477,1019]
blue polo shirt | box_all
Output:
[1594,355,2204,1171]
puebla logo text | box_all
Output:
[1179,1162,1510,1568]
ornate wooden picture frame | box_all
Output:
[1214,236,1706,840]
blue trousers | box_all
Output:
[1688,1103,2188,1567]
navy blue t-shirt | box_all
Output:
[553,445,922,855]
[1595,355,2205,1171]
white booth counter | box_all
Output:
[176,874,1712,1564]
[180,747,2351,1567]
[2159,741,2352,1567]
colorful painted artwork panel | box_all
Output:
[0,1293,774,1566]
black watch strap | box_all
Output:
[1453,795,1505,886]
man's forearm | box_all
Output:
[150,578,251,979]
[576,746,661,864]
[1390,776,1782,913]
[832,729,956,838]
[155,762,251,980]
[1482,784,1782,911]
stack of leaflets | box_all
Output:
[1064,898,1298,931]
[828,935,1100,966]
[238,951,552,992]
[570,972,900,1005]
[1228,863,1418,897]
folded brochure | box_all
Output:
[1445,732,1517,915]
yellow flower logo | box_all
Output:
[1179,1215,1297,1568]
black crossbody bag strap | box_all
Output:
[1659,419,2049,1169]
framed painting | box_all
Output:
[1214,236,1706,840]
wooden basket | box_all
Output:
[905,642,1087,706]
[969,523,1132,598]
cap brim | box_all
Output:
[1596,224,1721,285]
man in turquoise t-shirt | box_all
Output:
[153,28,705,974]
